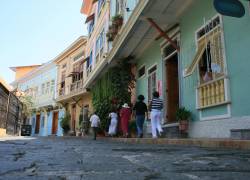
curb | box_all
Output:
[98,137,250,150]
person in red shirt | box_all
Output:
[120,103,131,138]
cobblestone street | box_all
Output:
[1,137,250,180]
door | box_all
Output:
[166,53,179,123]
[71,105,76,131]
[52,112,58,135]
[35,114,40,134]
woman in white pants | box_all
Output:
[149,91,163,138]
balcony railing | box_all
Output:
[70,79,84,94]
[197,77,229,109]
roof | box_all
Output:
[80,0,93,15]
[0,76,12,91]
[9,65,41,72]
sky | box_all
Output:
[0,0,87,83]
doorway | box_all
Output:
[35,114,40,134]
[52,111,58,135]
[71,105,76,132]
[165,53,179,123]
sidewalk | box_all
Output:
[97,137,250,150]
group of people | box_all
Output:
[89,91,164,140]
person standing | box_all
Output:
[89,112,100,140]
[133,95,148,138]
[120,103,131,138]
[149,91,163,138]
[108,108,118,136]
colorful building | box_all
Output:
[81,0,250,138]
[55,36,89,135]
[11,61,64,136]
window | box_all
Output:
[72,62,83,83]
[185,16,227,108]
[116,0,122,15]
[95,29,105,64]
[88,20,95,35]
[148,65,157,101]
[87,52,93,76]
[98,0,105,14]
[163,40,178,58]
[41,84,45,95]
[50,80,55,94]
[61,71,66,88]
[138,65,145,78]
[46,82,50,94]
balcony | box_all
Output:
[70,80,83,94]
[56,79,87,103]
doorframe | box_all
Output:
[161,35,182,124]
[35,114,41,134]
[52,111,59,135]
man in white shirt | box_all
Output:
[89,112,100,140]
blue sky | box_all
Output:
[0,0,87,83]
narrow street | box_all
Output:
[1,137,250,180]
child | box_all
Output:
[89,112,100,140]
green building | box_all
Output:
[103,0,250,138]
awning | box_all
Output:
[184,42,207,77]
[85,13,95,23]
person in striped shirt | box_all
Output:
[149,91,163,138]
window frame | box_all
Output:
[137,65,146,79]
[147,64,157,101]
[194,15,230,110]
[195,15,225,85]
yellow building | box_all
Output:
[55,36,92,135]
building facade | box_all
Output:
[0,77,22,137]
[55,36,90,135]
[11,61,64,136]
[80,0,250,138]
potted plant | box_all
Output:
[112,14,123,27]
[60,112,71,136]
[176,107,191,133]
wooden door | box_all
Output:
[166,54,179,123]
[71,105,76,131]
[35,114,40,134]
[52,112,58,134]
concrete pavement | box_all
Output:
[0,136,250,180]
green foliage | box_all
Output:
[112,14,123,22]
[92,61,135,131]
[18,95,34,117]
[176,107,191,121]
[60,112,71,133]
